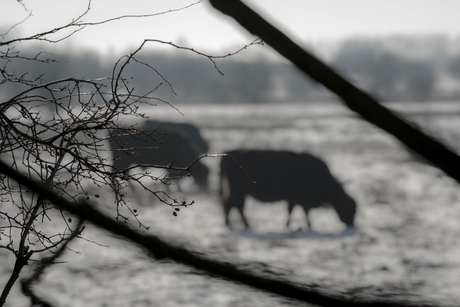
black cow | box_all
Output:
[109,128,208,191]
[142,120,209,154]
[220,150,356,230]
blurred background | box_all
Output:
[2,0,460,104]
[2,1,460,306]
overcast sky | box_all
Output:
[2,0,460,55]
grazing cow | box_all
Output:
[220,150,356,230]
[142,120,209,154]
[109,127,208,191]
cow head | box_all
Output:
[334,194,356,227]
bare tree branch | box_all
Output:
[0,10,32,38]
[0,0,203,46]
[139,38,264,75]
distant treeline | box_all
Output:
[2,35,460,104]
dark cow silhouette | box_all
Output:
[220,150,356,230]
[142,120,209,154]
[109,127,208,191]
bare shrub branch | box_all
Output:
[0,1,271,306]
[0,0,203,46]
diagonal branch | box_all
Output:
[209,0,460,184]
[0,160,437,307]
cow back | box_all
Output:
[109,128,208,190]
[142,120,209,154]
[222,150,336,203]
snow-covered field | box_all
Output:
[2,101,460,306]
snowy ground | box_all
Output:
[2,101,460,306]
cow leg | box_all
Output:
[227,193,249,228]
[223,203,232,226]
[236,206,250,228]
[222,196,234,227]
[222,192,248,228]
[224,202,249,228]
[286,202,296,228]
[304,208,312,231]
[221,176,234,227]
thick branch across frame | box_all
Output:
[209,0,460,184]
[0,160,432,307]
